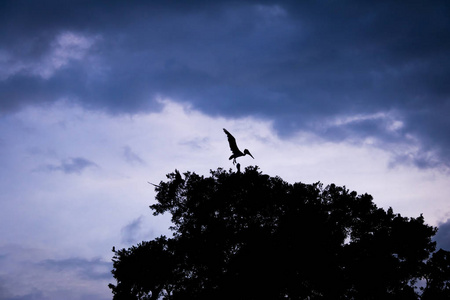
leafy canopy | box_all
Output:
[110,166,450,299]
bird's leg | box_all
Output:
[233,158,236,165]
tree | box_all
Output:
[109,166,447,299]
[421,248,450,299]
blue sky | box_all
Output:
[1,1,450,299]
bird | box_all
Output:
[223,128,254,165]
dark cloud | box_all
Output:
[1,0,450,169]
[434,219,450,251]
[36,157,97,174]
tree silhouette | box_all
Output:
[109,166,450,299]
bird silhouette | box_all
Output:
[223,128,254,165]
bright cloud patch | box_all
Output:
[0,31,98,80]
[35,32,98,79]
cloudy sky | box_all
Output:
[1,0,450,299]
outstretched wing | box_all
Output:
[223,128,240,155]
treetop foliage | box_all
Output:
[110,166,450,299]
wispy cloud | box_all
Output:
[179,136,210,150]
[121,216,144,245]
[39,257,112,280]
[123,146,145,165]
[36,157,98,174]
[0,245,112,300]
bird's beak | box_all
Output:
[244,149,254,159]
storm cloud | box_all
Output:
[1,0,449,169]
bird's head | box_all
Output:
[244,149,254,159]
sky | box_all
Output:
[1,0,450,299]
